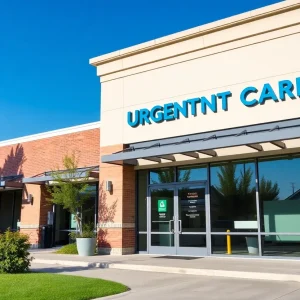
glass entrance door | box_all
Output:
[149,183,208,256]
[176,184,207,256]
[149,188,176,255]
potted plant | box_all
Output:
[70,223,96,256]
[47,152,96,256]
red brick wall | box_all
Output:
[98,144,136,253]
[0,128,100,178]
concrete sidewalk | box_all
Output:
[31,250,300,282]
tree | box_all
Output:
[151,168,191,184]
[46,153,91,234]
[259,176,280,201]
[214,163,280,219]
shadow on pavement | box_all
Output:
[31,265,94,274]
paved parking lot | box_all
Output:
[31,263,300,300]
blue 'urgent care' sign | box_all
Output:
[127,77,300,128]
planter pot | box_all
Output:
[245,237,259,255]
[76,238,96,256]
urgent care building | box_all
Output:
[1,0,300,259]
[90,0,300,258]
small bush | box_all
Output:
[55,243,78,254]
[0,230,32,273]
[69,223,96,239]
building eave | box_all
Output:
[89,0,300,67]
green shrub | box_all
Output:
[0,230,32,273]
[55,243,78,254]
[69,223,96,239]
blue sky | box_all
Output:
[0,0,281,141]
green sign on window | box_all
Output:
[158,199,167,212]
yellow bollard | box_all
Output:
[226,229,232,255]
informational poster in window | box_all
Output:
[180,188,205,219]
[158,199,167,219]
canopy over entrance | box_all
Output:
[102,118,300,166]
[23,166,99,185]
[0,175,23,190]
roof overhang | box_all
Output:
[23,166,99,185]
[102,119,300,166]
[0,175,24,190]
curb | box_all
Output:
[33,259,300,283]
[92,291,131,300]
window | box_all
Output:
[210,161,257,232]
[177,165,207,182]
[258,156,300,233]
[149,168,174,184]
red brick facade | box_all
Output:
[0,127,137,253]
[98,145,136,254]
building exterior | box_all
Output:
[0,122,100,247]
[90,0,300,258]
[1,0,300,259]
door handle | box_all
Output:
[178,220,182,234]
[169,219,174,233]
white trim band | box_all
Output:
[97,222,135,229]
[0,121,101,146]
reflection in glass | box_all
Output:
[151,189,174,232]
[211,235,259,256]
[151,234,174,247]
[137,170,147,232]
[177,165,207,182]
[263,235,300,257]
[82,184,97,226]
[0,190,22,232]
[138,234,147,251]
[150,168,174,184]
[259,157,300,234]
[178,186,206,232]
[55,184,97,245]
[179,235,206,247]
[210,161,257,232]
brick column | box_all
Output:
[98,145,136,255]
[20,184,43,248]
[19,184,53,248]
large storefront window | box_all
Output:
[0,190,22,232]
[137,155,300,258]
[258,156,300,257]
[177,165,207,182]
[150,168,175,184]
[210,161,257,232]
[54,183,98,245]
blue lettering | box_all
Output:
[164,103,175,121]
[240,86,258,107]
[259,83,278,104]
[186,98,200,116]
[278,80,295,100]
[217,91,232,111]
[297,77,300,97]
[174,101,188,119]
[127,111,140,127]
[150,105,164,123]
[201,95,217,114]
[140,108,151,125]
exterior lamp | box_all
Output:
[105,181,112,192]
[28,194,33,204]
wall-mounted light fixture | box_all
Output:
[28,194,33,204]
[105,181,112,192]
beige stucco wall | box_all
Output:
[92,0,300,147]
